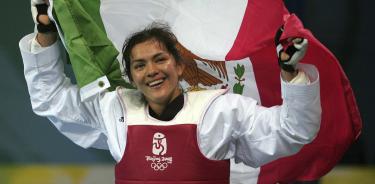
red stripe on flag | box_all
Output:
[226,1,362,183]
[250,39,361,183]
[225,0,288,60]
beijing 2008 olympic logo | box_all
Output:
[145,132,173,171]
[152,132,167,155]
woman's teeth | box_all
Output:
[148,79,164,87]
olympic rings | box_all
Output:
[151,162,168,171]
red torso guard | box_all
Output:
[115,89,230,184]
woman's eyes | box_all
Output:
[155,57,167,63]
[132,56,168,70]
[133,63,145,70]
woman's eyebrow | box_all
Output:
[131,52,167,63]
[131,59,146,65]
[152,52,167,60]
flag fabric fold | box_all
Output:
[250,14,362,182]
[50,0,361,183]
[51,0,130,101]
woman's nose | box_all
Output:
[146,63,159,77]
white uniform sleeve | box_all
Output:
[198,64,321,167]
[19,33,108,149]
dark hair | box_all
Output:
[122,23,182,81]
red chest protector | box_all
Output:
[115,89,229,184]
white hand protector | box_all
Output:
[31,0,56,33]
[275,26,308,72]
[31,0,45,24]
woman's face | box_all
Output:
[130,39,184,114]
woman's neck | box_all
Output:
[148,93,184,121]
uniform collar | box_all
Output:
[148,93,184,121]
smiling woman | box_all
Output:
[127,39,184,115]
[19,3,321,183]
[121,24,186,115]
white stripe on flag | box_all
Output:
[100,0,247,61]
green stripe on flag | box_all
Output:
[52,0,132,90]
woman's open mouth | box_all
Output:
[147,78,166,88]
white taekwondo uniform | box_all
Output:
[19,33,321,184]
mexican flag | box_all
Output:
[49,0,362,183]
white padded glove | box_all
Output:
[275,27,308,72]
[31,0,56,33]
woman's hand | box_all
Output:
[31,0,57,47]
